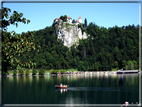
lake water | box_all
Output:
[2,73,139,104]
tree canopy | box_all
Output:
[20,23,139,71]
[2,7,39,75]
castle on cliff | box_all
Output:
[54,16,82,24]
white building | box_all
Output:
[78,16,82,23]
[75,20,79,24]
[67,16,72,23]
[54,16,82,24]
[54,17,60,23]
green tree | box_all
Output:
[2,7,38,75]
[132,60,138,70]
[64,15,67,22]
[113,61,118,68]
[122,60,126,70]
[84,18,87,28]
[127,61,134,70]
[60,15,64,20]
[94,62,100,71]
[72,19,75,23]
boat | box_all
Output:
[55,85,68,89]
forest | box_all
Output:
[18,22,139,71]
[2,7,140,73]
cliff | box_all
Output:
[53,20,89,48]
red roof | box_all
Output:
[76,20,78,22]
[79,16,82,19]
[67,16,71,19]
[55,18,60,20]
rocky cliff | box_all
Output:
[53,20,89,48]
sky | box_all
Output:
[2,1,140,34]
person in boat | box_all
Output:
[60,83,62,86]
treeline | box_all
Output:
[18,23,139,71]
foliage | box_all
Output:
[19,23,139,71]
[72,19,75,23]
[60,69,65,74]
[64,15,67,22]
[18,68,24,76]
[84,18,87,28]
[113,61,118,68]
[39,69,45,75]
[13,69,17,75]
[50,69,58,74]
[7,13,139,71]
[2,7,39,75]
[60,15,64,20]
[94,62,100,71]
[78,23,86,34]
[25,69,30,76]
[60,15,67,22]
[32,69,37,75]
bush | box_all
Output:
[25,69,30,76]
[19,68,24,76]
[60,69,65,74]
[50,69,58,74]
[2,72,9,76]
[39,69,45,75]
[13,70,17,76]
[32,69,37,75]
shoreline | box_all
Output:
[0,70,139,77]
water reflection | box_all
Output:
[58,87,136,92]
[55,88,67,93]
[2,74,139,104]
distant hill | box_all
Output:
[17,20,139,71]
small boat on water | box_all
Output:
[55,85,68,89]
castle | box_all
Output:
[54,16,82,24]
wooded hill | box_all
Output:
[18,22,139,71]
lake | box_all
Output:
[2,73,139,105]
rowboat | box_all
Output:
[55,85,68,89]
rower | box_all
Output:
[60,83,62,86]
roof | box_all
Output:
[55,17,60,20]
[67,16,71,19]
[76,20,78,22]
[79,16,82,19]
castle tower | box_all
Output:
[67,16,72,23]
[78,16,82,23]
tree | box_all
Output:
[127,61,134,70]
[64,15,67,22]
[2,7,39,75]
[113,61,118,68]
[94,62,100,71]
[84,18,87,28]
[122,60,126,70]
[60,15,64,20]
[72,19,75,23]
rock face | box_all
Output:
[54,20,88,48]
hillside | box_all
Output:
[17,21,139,71]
